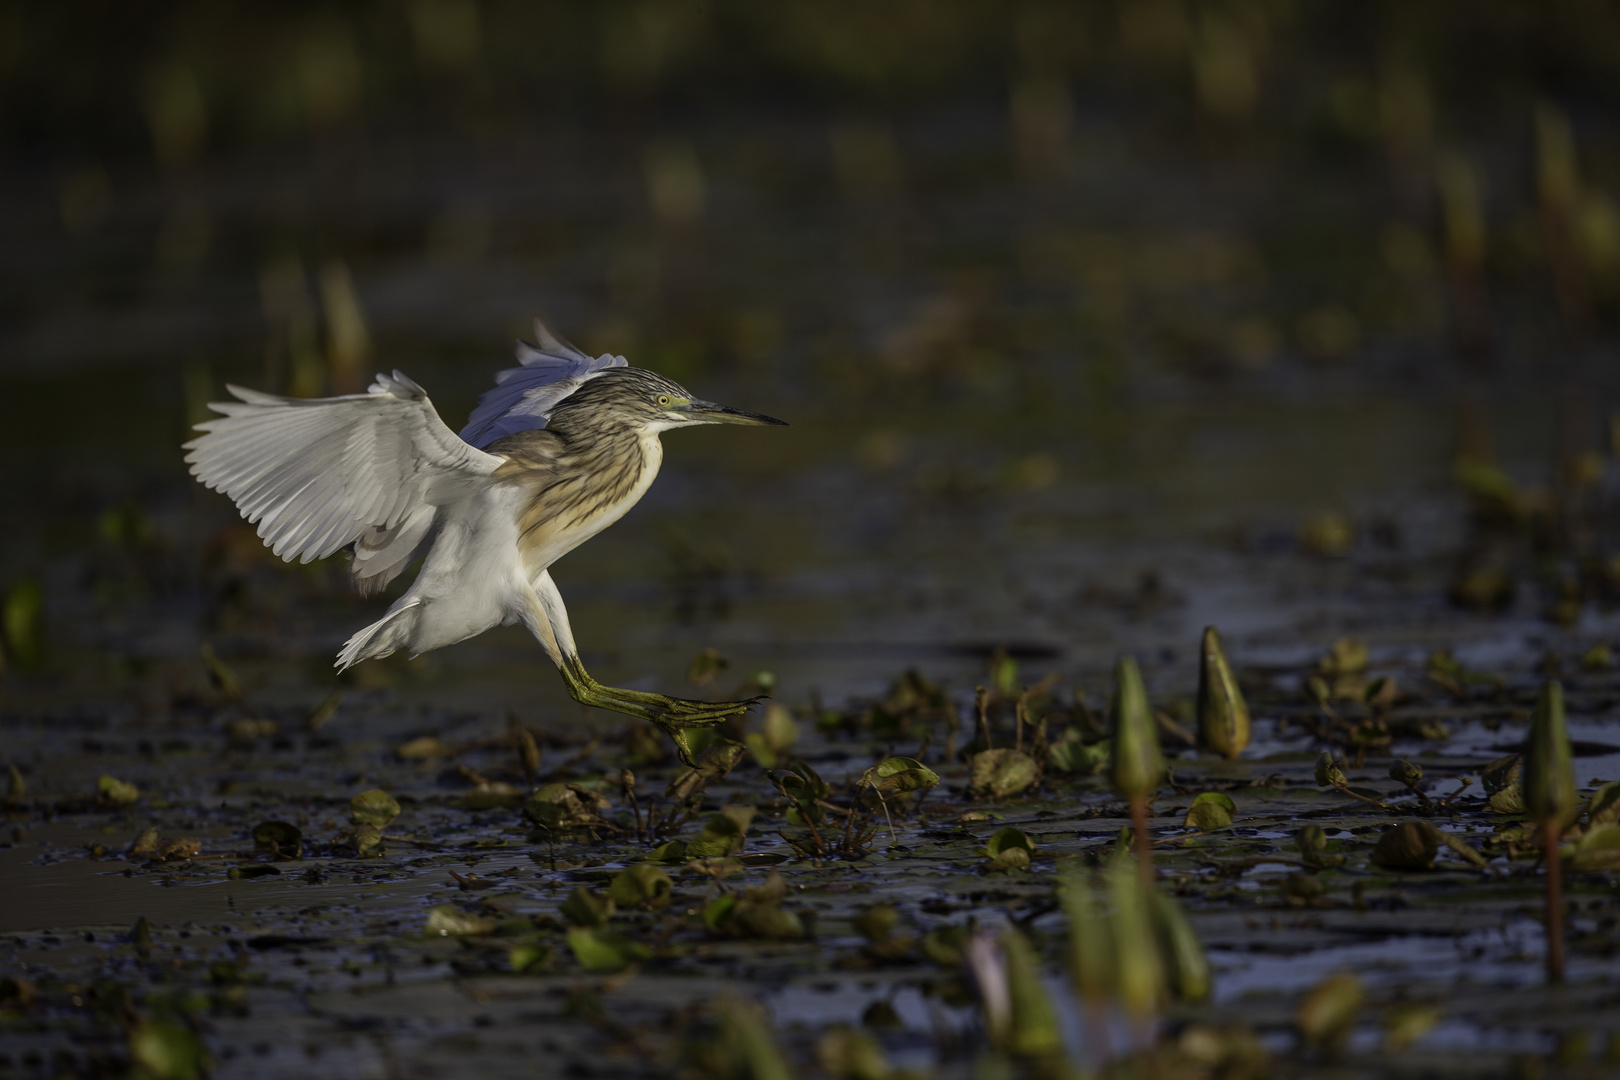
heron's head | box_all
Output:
[549,367,787,435]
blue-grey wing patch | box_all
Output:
[459,319,627,448]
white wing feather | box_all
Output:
[458,319,626,448]
[184,370,502,565]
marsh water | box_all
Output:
[5,7,1620,1076]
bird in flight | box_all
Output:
[185,321,787,763]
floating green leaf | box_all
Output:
[1184,791,1235,831]
[1369,821,1440,871]
[1487,783,1525,815]
[984,827,1036,872]
[560,886,614,928]
[1313,752,1347,789]
[1481,754,1522,794]
[509,943,553,974]
[128,1020,211,1080]
[1566,823,1620,871]
[349,788,400,828]
[423,904,496,937]
[608,864,673,910]
[97,775,140,807]
[817,1023,889,1080]
[1296,825,1346,869]
[862,756,941,794]
[251,820,302,859]
[568,927,651,973]
[969,748,1038,799]
[128,827,160,860]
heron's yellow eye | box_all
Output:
[657,395,671,407]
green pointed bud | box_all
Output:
[1001,929,1063,1058]
[1109,656,1165,801]
[1107,857,1165,1016]
[1150,890,1211,1003]
[1314,752,1347,789]
[1196,627,1250,758]
[1060,870,1114,1002]
[1388,759,1423,787]
[1525,680,1576,825]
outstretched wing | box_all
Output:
[184,371,502,565]
[458,319,627,448]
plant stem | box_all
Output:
[1130,795,1153,889]
[1544,817,1565,984]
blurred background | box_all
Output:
[3,0,1620,714]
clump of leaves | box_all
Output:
[1046,729,1109,775]
[667,740,747,802]
[523,783,612,830]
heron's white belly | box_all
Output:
[397,485,533,654]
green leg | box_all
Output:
[556,655,760,766]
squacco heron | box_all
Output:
[184,322,786,763]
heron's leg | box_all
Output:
[530,572,762,765]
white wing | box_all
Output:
[458,319,626,448]
[184,370,502,565]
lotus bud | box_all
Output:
[1106,857,1165,1016]
[1196,626,1250,758]
[1109,656,1165,801]
[1150,890,1211,1003]
[1314,752,1347,789]
[1525,680,1576,826]
[1388,759,1423,787]
[1001,929,1063,1058]
[1060,869,1114,1003]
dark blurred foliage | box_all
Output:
[5,0,1620,434]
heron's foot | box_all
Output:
[558,656,762,766]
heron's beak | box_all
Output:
[684,400,789,427]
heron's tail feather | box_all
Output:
[336,599,421,671]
